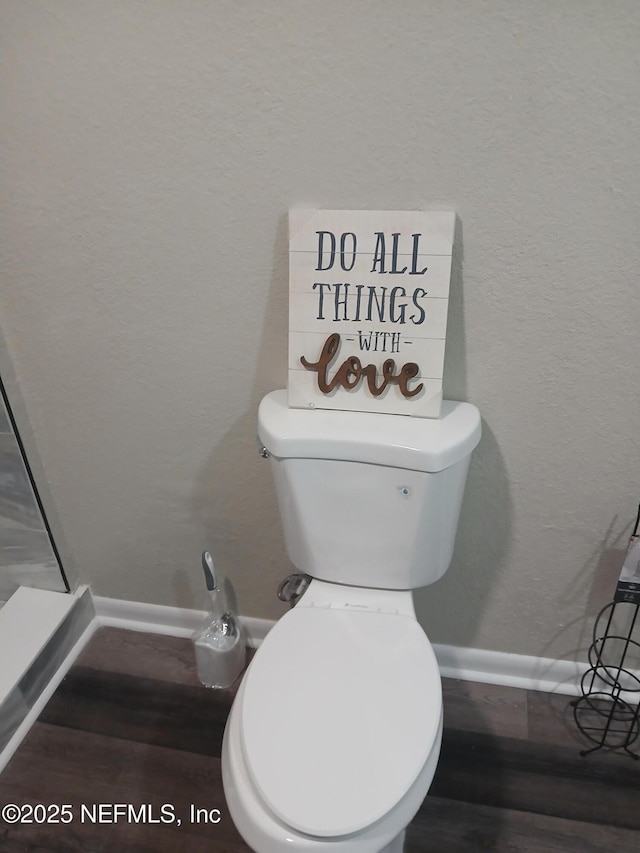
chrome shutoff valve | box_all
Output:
[277,573,311,608]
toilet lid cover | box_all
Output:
[239,605,441,838]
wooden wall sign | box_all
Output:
[288,209,455,418]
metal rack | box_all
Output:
[571,509,640,759]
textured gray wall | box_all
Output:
[1,1,639,660]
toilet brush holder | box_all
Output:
[194,618,245,689]
[194,551,246,689]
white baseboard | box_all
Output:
[93,595,596,696]
[433,644,588,696]
[92,595,273,647]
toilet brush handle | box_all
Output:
[202,550,233,627]
[202,551,217,591]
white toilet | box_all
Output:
[222,389,481,853]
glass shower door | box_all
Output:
[0,383,67,600]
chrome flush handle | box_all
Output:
[256,435,270,458]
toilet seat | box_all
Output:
[239,603,441,838]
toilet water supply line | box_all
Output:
[277,573,312,608]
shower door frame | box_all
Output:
[0,344,74,600]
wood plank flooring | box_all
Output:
[0,626,639,852]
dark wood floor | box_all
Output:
[1,626,639,852]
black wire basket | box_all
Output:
[571,507,640,759]
[572,601,640,758]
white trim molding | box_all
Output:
[92,595,273,647]
[92,595,596,696]
[433,643,587,696]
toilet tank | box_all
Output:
[258,390,481,590]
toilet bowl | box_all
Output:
[222,580,443,853]
[221,390,481,852]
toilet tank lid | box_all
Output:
[258,390,481,472]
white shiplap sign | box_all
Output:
[288,209,455,418]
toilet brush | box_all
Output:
[194,551,246,688]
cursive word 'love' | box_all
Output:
[300,333,423,399]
